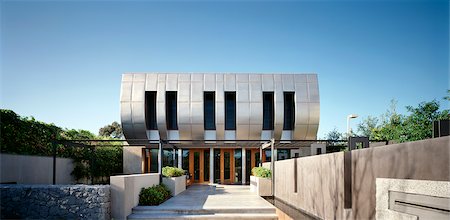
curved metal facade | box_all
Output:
[120,73,320,141]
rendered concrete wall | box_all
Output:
[0,153,74,184]
[162,175,186,196]
[350,136,450,219]
[110,173,160,220]
[273,136,450,220]
[274,152,345,219]
[123,147,143,174]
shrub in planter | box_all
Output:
[162,166,185,177]
[251,167,271,178]
[139,184,171,206]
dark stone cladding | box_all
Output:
[1,184,110,219]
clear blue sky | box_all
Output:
[1,0,448,138]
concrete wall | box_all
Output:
[273,136,450,220]
[0,184,110,219]
[275,151,345,219]
[0,153,74,184]
[123,147,143,174]
[350,136,450,219]
[110,173,160,219]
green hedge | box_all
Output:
[251,167,271,178]
[139,184,171,206]
[0,109,123,184]
[162,166,185,177]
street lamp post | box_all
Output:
[347,114,359,138]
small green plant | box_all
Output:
[251,167,271,178]
[162,166,185,177]
[139,184,171,206]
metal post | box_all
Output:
[172,148,176,167]
[259,146,263,167]
[242,148,246,185]
[158,140,163,183]
[209,147,214,184]
[178,149,182,169]
[52,141,56,185]
[270,138,275,197]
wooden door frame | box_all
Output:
[188,149,205,183]
[220,149,235,184]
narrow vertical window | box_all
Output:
[166,91,178,130]
[204,92,216,130]
[263,92,274,130]
[225,92,236,130]
[145,91,157,130]
[283,92,295,130]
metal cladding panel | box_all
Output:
[145,74,158,91]
[236,74,249,82]
[249,74,261,82]
[224,74,236,91]
[146,130,160,141]
[306,124,319,140]
[294,74,307,83]
[308,82,320,102]
[216,73,224,82]
[249,102,263,125]
[158,74,166,82]
[273,100,284,139]
[178,102,191,124]
[295,83,309,102]
[262,74,274,91]
[166,74,178,91]
[249,124,262,140]
[282,74,295,91]
[294,124,308,140]
[216,124,224,140]
[122,73,133,82]
[274,79,283,103]
[249,81,262,103]
[216,82,224,102]
[204,130,216,140]
[216,102,225,124]
[307,74,318,83]
[122,123,135,139]
[121,82,132,102]
[156,101,167,139]
[237,125,249,140]
[133,73,146,82]
[178,74,190,81]
[131,102,145,125]
[132,81,145,102]
[204,74,216,91]
[167,130,180,140]
[133,123,147,139]
[191,124,204,139]
[296,102,310,125]
[121,102,132,125]
[224,130,236,140]
[190,102,204,125]
[178,125,192,140]
[157,81,166,103]
[237,82,249,103]
[191,81,203,102]
[309,102,320,124]
[260,130,273,140]
[178,82,190,102]
[191,73,203,81]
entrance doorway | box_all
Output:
[220,149,235,184]
[188,149,210,184]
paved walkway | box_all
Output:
[129,184,278,219]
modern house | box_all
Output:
[120,73,320,184]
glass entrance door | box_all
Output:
[220,149,234,184]
[188,149,209,183]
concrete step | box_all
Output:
[132,206,276,214]
[127,213,278,220]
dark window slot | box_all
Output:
[145,91,157,130]
[263,92,274,130]
[204,92,216,130]
[283,92,295,130]
[166,91,178,130]
[225,92,236,130]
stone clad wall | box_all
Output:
[0,185,110,219]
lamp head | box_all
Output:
[348,114,359,119]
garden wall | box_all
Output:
[0,153,75,184]
[0,184,110,219]
[273,136,450,220]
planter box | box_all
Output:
[162,175,186,196]
[250,175,272,196]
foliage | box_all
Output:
[323,127,344,141]
[162,166,185,177]
[251,167,271,178]
[357,98,449,143]
[139,184,171,206]
[323,127,347,152]
[0,109,123,184]
[98,121,123,139]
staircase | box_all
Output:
[127,185,278,220]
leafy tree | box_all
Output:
[324,127,344,141]
[444,90,450,101]
[323,127,347,152]
[99,121,123,139]
[356,116,378,139]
